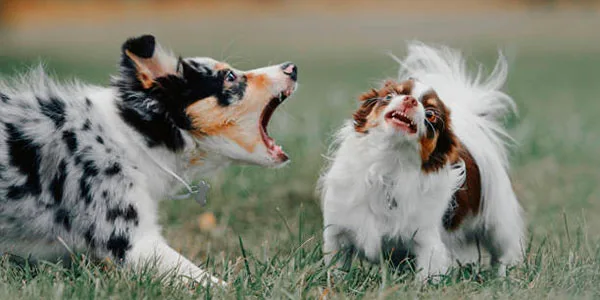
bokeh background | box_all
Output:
[1,0,599,298]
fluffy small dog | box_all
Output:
[0,35,297,286]
[320,43,524,281]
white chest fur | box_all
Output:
[320,129,464,263]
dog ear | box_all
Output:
[359,88,379,102]
[120,35,178,89]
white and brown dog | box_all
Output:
[320,43,524,281]
[0,35,297,286]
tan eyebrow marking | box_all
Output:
[214,63,231,71]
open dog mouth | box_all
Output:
[385,110,418,134]
[259,88,294,162]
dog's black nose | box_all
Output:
[281,62,297,81]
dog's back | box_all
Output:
[0,68,140,262]
[398,43,525,270]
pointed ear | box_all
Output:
[178,58,198,78]
[121,35,177,89]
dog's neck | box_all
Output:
[121,118,230,202]
[325,123,459,207]
[323,125,463,235]
[343,126,423,172]
[85,87,225,201]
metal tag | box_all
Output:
[191,180,210,206]
[170,180,210,206]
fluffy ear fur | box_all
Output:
[120,35,178,89]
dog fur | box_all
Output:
[319,43,524,281]
[0,35,297,286]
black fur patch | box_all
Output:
[114,49,229,151]
[96,136,104,144]
[38,97,66,128]
[49,159,68,205]
[228,81,247,101]
[62,130,78,154]
[79,160,99,205]
[54,208,71,231]
[106,231,131,261]
[106,204,139,225]
[85,98,93,107]
[104,162,121,176]
[117,104,186,151]
[442,198,458,230]
[5,123,42,199]
[102,190,109,199]
[122,35,156,59]
[6,185,32,200]
[84,224,96,247]
[82,119,92,131]
[180,62,227,107]
[1,92,10,103]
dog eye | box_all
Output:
[224,71,236,82]
[425,110,437,122]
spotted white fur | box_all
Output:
[0,35,298,287]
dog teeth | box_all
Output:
[391,111,415,126]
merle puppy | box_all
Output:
[0,35,297,286]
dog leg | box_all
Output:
[482,198,525,277]
[126,234,226,287]
[485,226,524,277]
[323,225,343,267]
[413,229,451,283]
[323,225,355,270]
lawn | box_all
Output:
[0,39,599,299]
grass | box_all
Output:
[1,43,600,299]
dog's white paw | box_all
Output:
[496,264,507,277]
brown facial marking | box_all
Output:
[443,147,482,231]
[185,71,273,154]
[419,91,459,173]
[353,79,414,133]
[214,62,231,71]
[245,73,269,88]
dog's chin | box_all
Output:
[243,152,290,169]
[223,144,290,169]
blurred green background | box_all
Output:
[1,0,599,298]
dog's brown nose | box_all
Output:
[281,62,297,81]
[403,96,417,108]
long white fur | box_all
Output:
[320,42,525,280]
[398,43,525,268]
